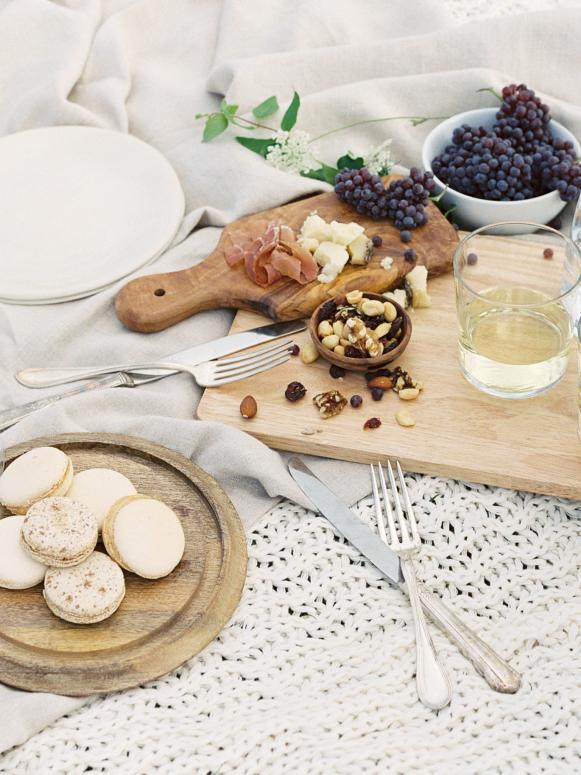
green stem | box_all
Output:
[309,115,449,143]
[476,87,503,102]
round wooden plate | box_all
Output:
[0,433,247,696]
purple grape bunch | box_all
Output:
[334,166,436,242]
[431,83,581,203]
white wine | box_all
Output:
[458,286,571,397]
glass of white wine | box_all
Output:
[454,221,581,399]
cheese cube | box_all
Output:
[313,241,349,270]
[298,237,319,254]
[405,265,431,308]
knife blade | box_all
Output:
[288,457,403,584]
[288,456,521,694]
[16,319,306,388]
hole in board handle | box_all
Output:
[154,288,166,297]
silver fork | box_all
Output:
[371,461,452,710]
[0,341,293,432]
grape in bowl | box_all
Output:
[421,108,581,234]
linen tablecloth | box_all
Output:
[0,0,580,764]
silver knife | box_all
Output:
[16,320,306,388]
[288,457,521,694]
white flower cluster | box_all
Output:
[265,130,316,175]
[364,138,393,175]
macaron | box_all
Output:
[67,468,136,530]
[21,496,98,568]
[43,551,125,624]
[0,515,47,589]
[103,495,185,579]
[0,447,73,515]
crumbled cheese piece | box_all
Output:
[383,289,408,308]
[347,234,373,265]
[298,237,319,253]
[330,220,365,246]
[300,213,332,242]
[380,256,394,270]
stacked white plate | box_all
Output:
[0,126,185,304]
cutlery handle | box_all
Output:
[417,583,521,694]
[0,373,129,431]
[402,558,452,710]
[17,364,176,389]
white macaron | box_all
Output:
[0,447,73,515]
[102,495,185,579]
[67,468,136,530]
[0,515,47,589]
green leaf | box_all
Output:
[252,96,279,119]
[235,136,275,158]
[203,113,228,142]
[220,99,239,119]
[336,154,364,171]
[281,91,300,131]
[301,163,339,185]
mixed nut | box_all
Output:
[315,291,405,359]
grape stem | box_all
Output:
[195,111,278,132]
[309,116,449,143]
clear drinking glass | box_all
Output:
[454,221,581,399]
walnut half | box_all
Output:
[313,390,348,419]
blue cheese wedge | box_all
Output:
[348,233,373,265]
[405,265,431,308]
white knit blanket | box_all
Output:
[1,474,580,774]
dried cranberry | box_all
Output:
[285,381,306,402]
[344,345,364,359]
[289,344,300,356]
[318,300,337,322]
[543,248,554,260]
[350,394,363,408]
[371,387,384,401]
[365,368,392,382]
[363,417,382,430]
[330,365,346,379]
[371,235,383,247]
[389,317,403,337]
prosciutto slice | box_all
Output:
[224,219,318,287]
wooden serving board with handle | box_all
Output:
[115,177,458,332]
[0,433,247,696]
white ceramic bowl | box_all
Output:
[421,108,581,234]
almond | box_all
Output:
[368,376,393,390]
[240,395,257,419]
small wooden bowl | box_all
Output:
[308,292,412,373]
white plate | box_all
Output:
[0,126,185,304]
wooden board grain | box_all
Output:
[197,235,581,501]
[0,433,247,696]
[115,177,458,332]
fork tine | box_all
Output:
[370,464,389,544]
[387,460,410,544]
[396,461,420,543]
[214,340,293,368]
[213,344,291,378]
[378,463,399,546]
[210,353,290,386]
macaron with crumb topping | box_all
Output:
[21,496,98,568]
[0,447,73,515]
[43,551,125,624]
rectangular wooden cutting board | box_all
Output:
[197,235,581,501]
